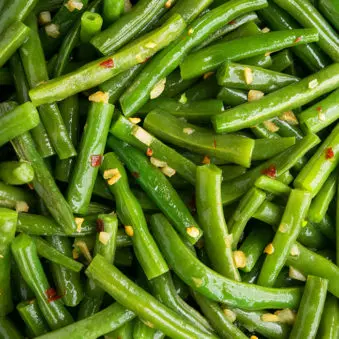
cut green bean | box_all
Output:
[80,11,103,43]
[0,316,23,339]
[252,137,296,161]
[0,161,34,186]
[106,320,135,339]
[318,0,339,31]
[133,319,164,339]
[270,50,294,72]
[217,87,248,106]
[317,293,339,339]
[255,175,291,196]
[102,0,124,25]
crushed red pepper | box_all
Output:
[91,155,102,167]
[261,165,277,178]
[99,58,114,68]
[45,288,62,302]
[228,20,236,25]
[294,36,302,43]
[316,106,323,112]
[325,147,334,159]
[146,148,153,156]
[96,218,104,233]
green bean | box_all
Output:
[258,189,312,287]
[67,101,114,214]
[239,223,274,272]
[150,213,303,310]
[258,1,330,72]
[240,255,265,284]
[0,161,34,186]
[106,320,135,339]
[221,133,320,204]
[11,258,34,302]
[230,308,290,339]
[255,175,291,196]
[273,0,339,62]
[78,213,119,319]
[0,102,40,148]
[33,236,83,272]
[180,29,318,80]
[109,114,196,184]
[221,165,247,181]
[34,0,64,12]
[100,152,169,279]
[119,0,268,117]
[286,242,339,297]
[192,291,248,339]
[184,75,221,101]
[11,233,73,330]
[271,117,304,140]
[11,132,77,235]
[102,0,124,25]
[80,11,103,43]
[0,208,17,316]
[107,136,203,244]
[289,275,328,339]
[318,0,339,31]
[0,316,23,339]
[36,302,136,339]
[114,247,134,267]
[196,164,240,280]
[133,319,165,339]
[317,293,339,339]
[0,22,30,68]
[86,254,219,339]
[0,0,38,34]
[148,272,213,334]
[0,68,13,86]
[217,87,247,106]
[213,63,339,133]
[270,50,294,72]
[217,61,299,93]
[144,111,255,168]
[294,122,339,196]
[29,14,186,105]
[228,188,266,250]
[17,299,49,337]
[252,137,296,161]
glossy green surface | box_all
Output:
[252,137,296,161]
[318,0,339,30]
[317,294,339,339]
[80,11,103,43]
[0,161,34,185]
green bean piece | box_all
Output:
[183,75,221,101]
[151,213,303,310]
[180,29,319,80]
[100,152,169,279]
[36,302,136,339]
[213,63,339,133]
[192,291,248,339]
[0,102,40,148]
[80,11,103,43]
[286,242,339,298]
[11,258,34,302]
[0,68,13,86]
[29,14,186,105]
[34,0,64,12]
[221,133,320,205]
[239,223,274,272]
[0,208,17,316]
[258,189,312,287]
[67,101,114,214]
[99,64,144,104]
[148,272,213,334]
[0,22,30,68]
[119,0,268,117]
[114,247,134,267]
[258,1,330,72]
[11,233,73,329]
[144,111,255,168]
[240,255,265,284]
[106,320,135,339]
[221,165,247,181]
[270,50,294,72]
[109,114,196,184]
[252,137,296,161]
[273,0,339,62]
[0,181,36,210]
[217,61,299,93]
[107,136,203,244]
[317,293,339,339]
[17,299,49,337]
[231,308,291,339]
[55,95,80,182]
[11,132,77,234]
[228,188,266,249]
[0,161,34,186]
[217,87,247,106]
[86,254,218,339]
[255,175,291,196]
[318,0,339,31]
[0,0,38,34]
[33,236,83,272]
[294,123,339,196]
[78,214,119,319]
[289,275,328,339]
[46,236,84,307]
[308,170,337,223]
[0,316,23,339]
[102,0,124,25]
[133,319,164,339]
[271,116,304,141]
[116,229,132,248]
[196,164,240,280]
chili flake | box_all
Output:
[91,155,102,167]
[325,147,334,159]
[96,218,104,233]
[294,36,302,43]
[99,58,114,68]
[261,165,277,178]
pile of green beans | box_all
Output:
[1,0,339,338]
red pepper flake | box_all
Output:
[96,218,104,233]
[27,183,34,190]
[316,106,323,112]
[146,148,153,157]
[45,288,57,298]
[132,172,139,178]
[294,36,302,43]
[213,138,217,149]
[228,20,236,25]
[325,147,334,159]
[188,193,196,214]
[48,295,62,303]
[91,155,102,167]
[261,165,277,178]
[99,58,114,68]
